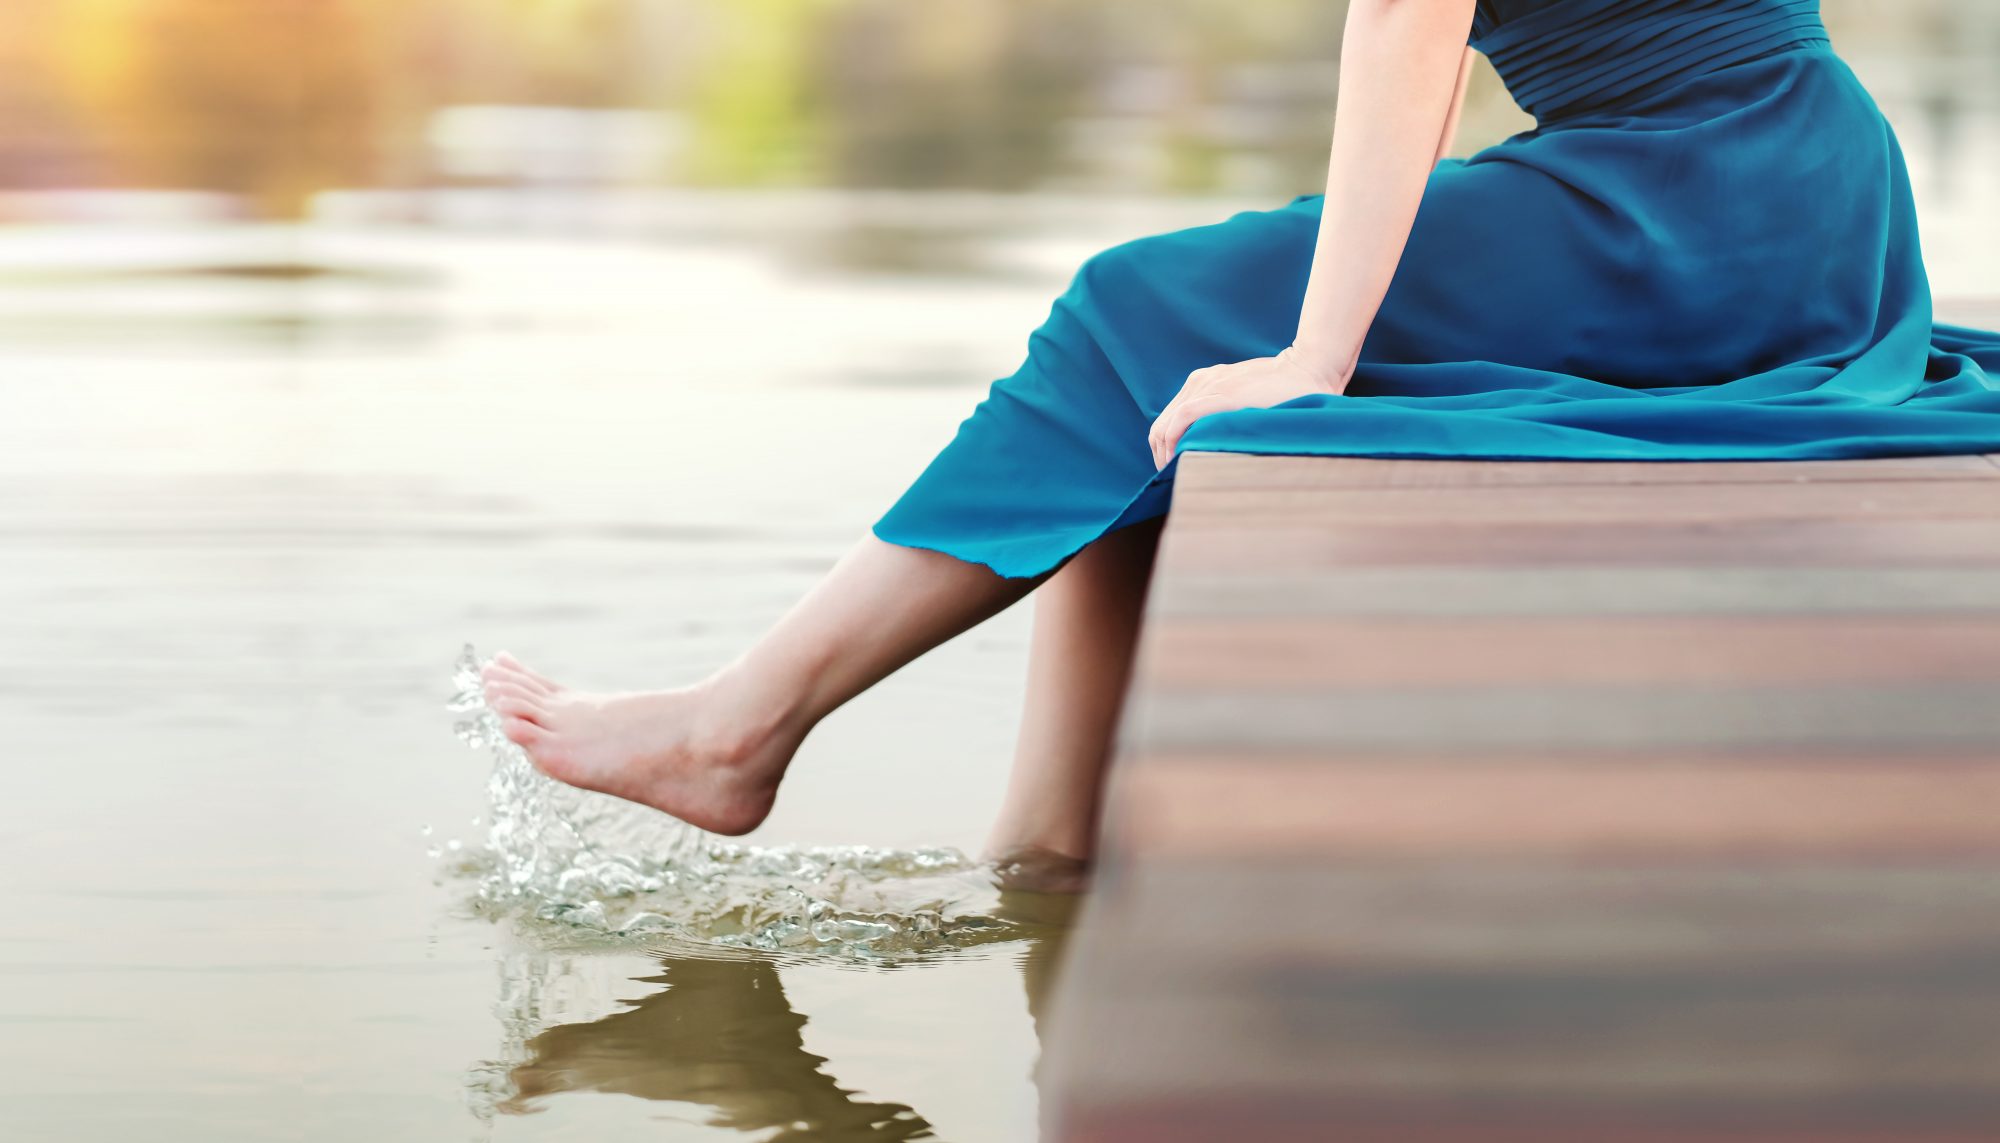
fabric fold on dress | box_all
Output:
[872,0,2000,580]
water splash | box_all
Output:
[444,645,1031,963]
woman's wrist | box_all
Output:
[1280,342,1354,393]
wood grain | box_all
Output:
[1110,757,2000,860]
[1123,683,2000,752]
[1049,861,2000,1137]
[1071,861,2000,970]
[1044,446,2000,1141]
[1138,616,2000,687]
[1158,517,2000,569]
[1064,1102,2000,1143]
[1179,452,2000,492]
[1149,567,2000,618]
[1166,480,2000,525]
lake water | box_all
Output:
[0,203,1158,1142]
[3,164,1996,1140]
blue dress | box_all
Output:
[873,0,2000,580]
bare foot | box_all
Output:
[479,651,803,836]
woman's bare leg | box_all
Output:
[482,534,1036,835]
[985,517,1162,880]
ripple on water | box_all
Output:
[443,645,1039,964]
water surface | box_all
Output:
[0,204,1161,1141]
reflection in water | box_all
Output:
[451,639,1081,1133]
[507,954,935,1140]
[479,893,1077,1139]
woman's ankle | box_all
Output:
[986,844,1094,894]
[689,662,815,776]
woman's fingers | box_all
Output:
[1148,402,1182,469]
[1149,392,1184,469]
[1152,391,1244,469]
[1153,367,1215,432]
[1152,377,1301,466]
[1149,353,1338,469]
[1151,364,1243,466]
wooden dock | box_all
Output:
[1042,446,2000,1141]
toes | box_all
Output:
[482,680,545,709]
[496,651,563,692]
[482,661,553,696]
[498,716,545,749]
[511,673,556,697]
[481,657,525,681]
[489,692,547,724]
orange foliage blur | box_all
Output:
[51,0,377,217]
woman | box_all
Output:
[479,0,2000,875]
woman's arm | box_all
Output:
[1436,46,1477,165]
[1148,0,1479,468]
[1292,0,1479,378]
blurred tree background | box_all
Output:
[1,0,1993,218]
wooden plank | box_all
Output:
[1158,517,2000,569]
[1048,862,2000,1139]
[1150,567,2000,618]
[1180,452,2000,492]
[1072,863,2000,970]
[1123,683,2000,753]
[1046,450,2000,1142]
[1109,757,2000,861]
[1067,1102,2000,1143]
[1140,616,2000,688]
[1167,480,2000,526]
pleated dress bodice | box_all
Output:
[1471,0,1832,122]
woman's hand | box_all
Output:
[1148,344,1349,469]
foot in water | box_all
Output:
[987,845,1093,895]
[479,651,802,836]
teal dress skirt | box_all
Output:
[872,0,2000,580]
